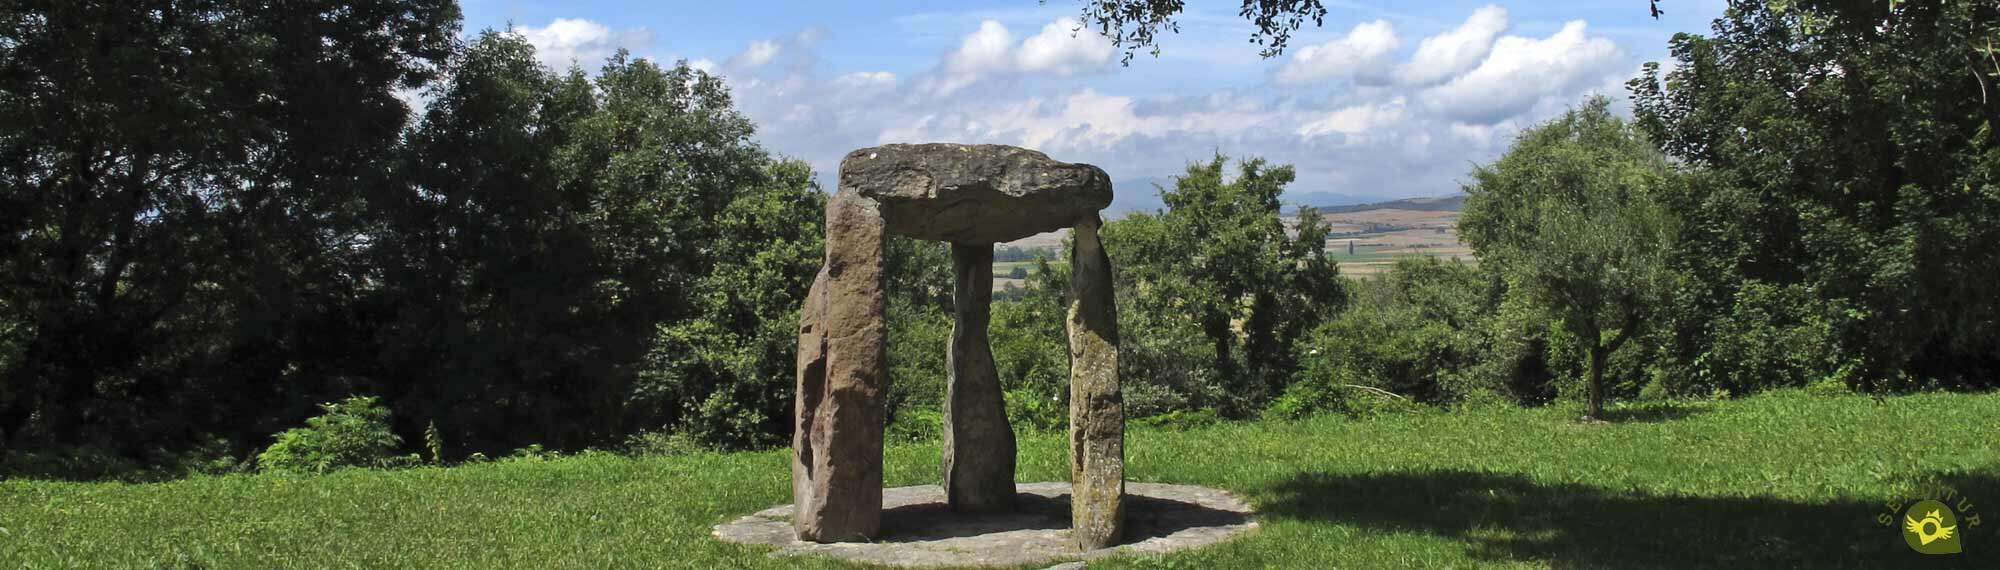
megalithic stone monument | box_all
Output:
[943,241,1016,512]
[792,143,1124,548]
[1065,214,1123,550]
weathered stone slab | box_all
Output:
[943,243,1017,512]
[1065,215,1124,550]
[795,144,1125,548]
[715,483,1259,568]
[839,144,1112,243]
[792,190,889,542]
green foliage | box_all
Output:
[1132,407,1222,431]
[885,296,953,432]
[991,290,1072,429]
[620,430,706,457]
[1461,98,1678,419]
[424,422,444,465]
[885,408,944,444]
[5,391,1995,567]
[256,396,403,474]
[503,444,556,462]
[1276,258,1528,419]
[0,0,457,466]
[635,157,824,451]
[1100,156,1346,418]
[1,6,824,470]
[1631,0,2000,391]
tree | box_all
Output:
[386,34,825,453]
[1459,98,1677,421]
[1102,156,1345,415]
[0,0,458,453]
[1630,0,2000,392]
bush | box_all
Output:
[256,396,402,474]
[1134,407,1222,431]
[1281,258,1513,418]
[621,430,706,456]
[886,408,944,443]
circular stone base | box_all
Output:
[712,482,1257,568]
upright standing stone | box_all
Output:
[1066,214,1124,550]
[794,143,1123,548]
[792,191,889,542]
[942,243,1017,512]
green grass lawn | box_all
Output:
[4,390,1997,568]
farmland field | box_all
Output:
[1318,207,1475,277]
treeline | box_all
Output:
[0,2,821,476]
[898,0,2000,432]
[4,1,1997,478]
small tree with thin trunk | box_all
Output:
[1459,97,1677,421]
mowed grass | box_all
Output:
[3,391,1997,569]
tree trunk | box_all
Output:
[1586,347,1606,421]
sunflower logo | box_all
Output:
[1902,499,1963,555]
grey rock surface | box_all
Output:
[839,144,1112,243]
[943,243,1017,512]
[714,483,1257,568]
[791,191,890,542]
[1065,215,1124,550]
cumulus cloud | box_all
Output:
[1420,20,1623,124]
[517,18,653,68]
[1398,5,1508,86]
[1297,98,1408,139]
[1017,18,1116,74]
[929,18,1113,95]
[730,40,783,69]
[1273,20,1400,86]
[704,5,1646,203]
[833,70,898,91]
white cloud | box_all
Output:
[730,40,783,69]
[517,18,653,69]
[1399,5,1508,86]
[1274,20,1400,86]
[833,71,898,90]
[930,18,1112,95]
[707,5,1649,204]
[1420,20,1623,124]
[1297,98,1407,139]
[1016,18,1114,75]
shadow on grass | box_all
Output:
[876,491,1249,544]
[1262,469,1998,569]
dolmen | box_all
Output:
[791,143,1125,550]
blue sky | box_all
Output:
[458,0,1729,204]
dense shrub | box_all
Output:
[256,396,403,474]
[1277,258,1531,418]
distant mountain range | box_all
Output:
[1303,194,1466,215]
[1109,176,1464,217]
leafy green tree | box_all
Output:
[1460,98,1678,421]
[377,30,601,452]
[1630,0,2000,392]
[385,33,825,453]
[0,0,457,453]
[1101,156,1345,415]
[640,160,823,449]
